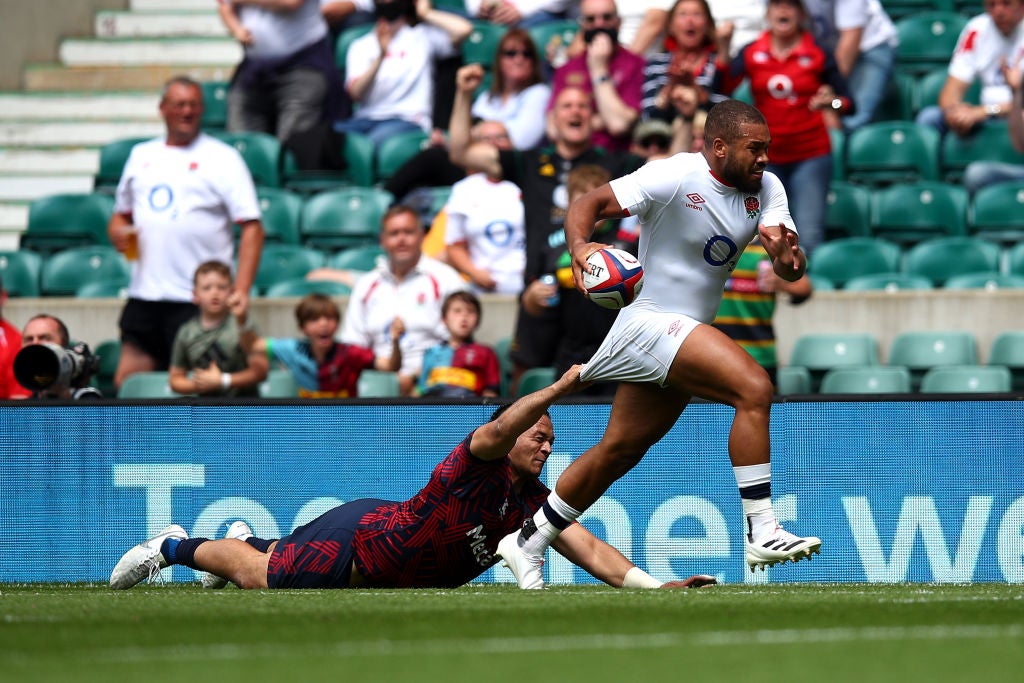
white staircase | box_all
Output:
[0,0,238,250]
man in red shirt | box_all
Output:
[0,276,31,400]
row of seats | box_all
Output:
[0,243,386,298]
[778,364,1014,395]
[809,236,1024,291]
[116,368,402,399]
[785,330,1024,393]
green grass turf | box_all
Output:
[2,583,1022,682]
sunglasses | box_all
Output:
[580,12,617,25]
[501,49,533,58]
[639,136,670,149]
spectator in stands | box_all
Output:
[321,0,376,42]
[218,0,345,143]
[914,0,1024,138]
[107,76,265,393]
[800,0,898,132]
[335,0,473,147]
[419,291,501,397]
[471,28,551,149]
[716,0,854,255]
[449,67,640,393]
[340,205,467,395]
[18,315,102,400]
[628,1,765,59]
[713,241,812,389]
[243,293,402,398]
[444,119,525,294]
[465,0,571,28]
[640,0,731,126]
[629,118,674,161]
[965,59,1024,193]
[0,276,30,399]
[168,261,269,398]
[549,0,645,152]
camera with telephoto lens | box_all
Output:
[13,341,101,398]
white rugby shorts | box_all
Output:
[579,304,700,386]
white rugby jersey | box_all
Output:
[949,12,1024,107]
[609,152,795,324]
[114,133,260,302]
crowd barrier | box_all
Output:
[2,396,1022,585]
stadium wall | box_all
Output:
[2,397,1022,585]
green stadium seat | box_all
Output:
[912,66,980,116]
[943,272,1024,290]
[493,335,513,397]
[920,365,1011,393]
[528,20,578,67]
[989,331,1024,391]
[200,81,230,131]
[895,11,968,77]
[75,280,129,298]
[462,21,506,67]
[844,122,940,186]
[281,131,376,193]
[241,187,303,245]
[888,330,978,390]
[212,131,282,187]
[829,127,846,182]
[300,186,393,251]
[23,193,115,255]
[259,369,299,398]
[40,246,130,297]
[264,278,352,297]
[881,0,955,22]
[869,182,968,245]
[776,365,812,395]
[117,371,181,398]
[789,333,880,391]
[1006,242,1024,277]
[902,236,1001,286]
[253,244,325,294]
[0,250,43,297]
[335,23,375,71]
[809,237,902,288]
[357,370,401,397]
[93,338,121,398]
[825,182,873,240]
[843,272,933,291]
[871,72,915,122]
[374,130,430,183]
[515,366,556,397]
[731,79,755,106]
[808,274,835,291]
[328,244,385,271]
[94,137,150,192]
[941,121,1024,183]
[969,181,1024,244]
[819,366,912,394]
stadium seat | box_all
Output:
[869,182,968,245]
[92,338,121,398]
[117,371,181,398]
[894,11,969,77]
[776,365,812,395]
[819,365,912,394]
[824,182,873,241]
[493,335,513,397]
[1007,242,1024,277]
[0,250,42,297]
[300,186,393,251]
[212,131,281,187]
[75,280,128,298]
[842,272,934,292]
[374,130,430,183]
[357,370,401,397]
[334,24,374,71]
[809,237,902,288]
[281,131,376,193]
[328,244,385,271]
[888,330,979,390]
[242,187,302,245]
[94,137,149,192]
[881,0,954,22]
[920,365,1012,393]
[462,21,506,68]
[808,274,835,291]
[943,272,1024,290]
[912,66,980,116]
[402,185,453,228]
[515,366,556,397]
[871,72,915,123]
[40,246,130,297]
[902,236,1001,286]
[264,278,352,297]
[789,333,880,391]
[199,81,229,131]
[253,244,325,294]
[527,20,578,68]
[259,369,298,398]
[941,121,1024,183]
[989,331,1024,391]
[23,193,115,255]
[844,122,939,186]
[969,181,1024,245]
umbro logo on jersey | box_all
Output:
[685,193,705,211]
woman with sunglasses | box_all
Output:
[470,28,551,149]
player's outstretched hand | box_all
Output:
[570,241,613,294]
[660,574,717,589]
[554,364,592,396]
[758,224,805,282]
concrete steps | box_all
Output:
[0,92,160,120]
[95,11,225,38]
[60,37,241,67]
[0,149,101,174]
[0,121,163,147]
[24,65,233,92]
[132,0,212,10]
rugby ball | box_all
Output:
[582,248,644,309]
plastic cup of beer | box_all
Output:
[123,229,139,261]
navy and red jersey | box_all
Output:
[419,341,502,397]
[719,31,852,165]
[351,432,550,588]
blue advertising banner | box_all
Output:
[1,399,1022,585]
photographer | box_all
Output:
[15,315,102,400]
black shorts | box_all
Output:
[509,306,560,369]
[267,498,392,589]
[118,299,198,369]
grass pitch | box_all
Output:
[2,583,1022,682]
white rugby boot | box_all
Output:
[745,525,822,571]
[202,520,254,589]
[496,530,545,590]
[109,524,188,589]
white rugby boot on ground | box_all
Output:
[202,520,254,589]
[496,530,545,590]
[109,524,188,589]
[745,526,822,571]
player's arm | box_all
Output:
[758,224,805,282]
[565,183,627,293]
[469,365,586,461]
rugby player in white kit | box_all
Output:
[497,99,822,589]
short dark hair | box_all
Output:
[382,204,424,231]
[489,402,551,422]
[704,100,767,148]
[161,75,202,102]
[295,293,340,327]
[193,260,233,285]
[25,314,70,347]
[442,290,482,320]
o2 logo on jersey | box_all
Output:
[484,220,519,247]
[766,74,795,102]
[704,235,739,271]
[148,184,174,212]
